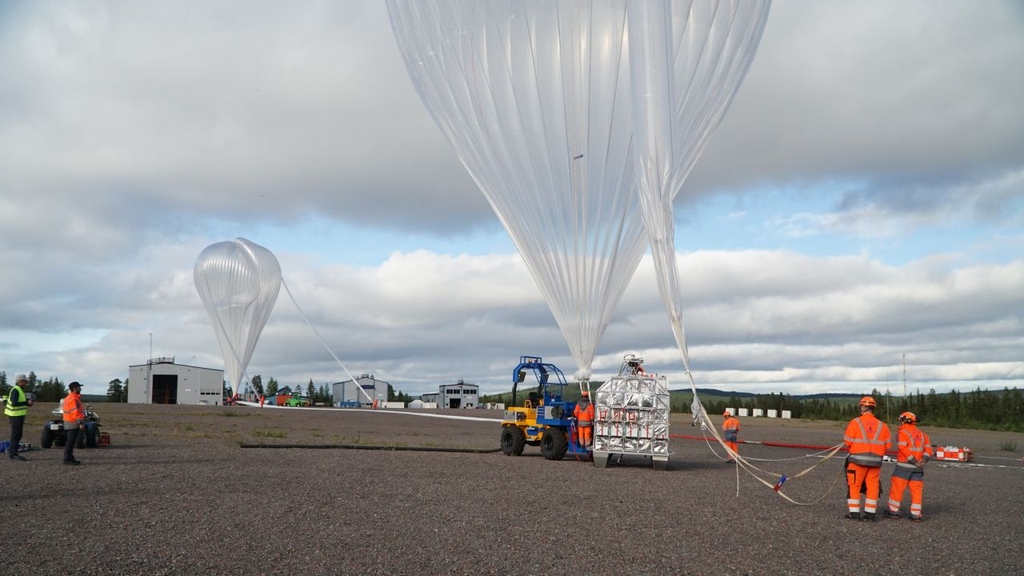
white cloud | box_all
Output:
[0,1,1021,399]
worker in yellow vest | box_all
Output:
[5,374,34,461]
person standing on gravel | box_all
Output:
[722,410,741,463]
[62,381,86,466]
[5,374,34,461]
[883,412,932,522]
[843,396,891,521]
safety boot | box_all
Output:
[861,512,876,522]
[908,515,922,522]
[844,512,860,520]
[882,510,901,519]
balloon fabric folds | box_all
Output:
[194,238,282,396]
[388,1,771,381]
[387,1,648,380]
[627,1,770,376]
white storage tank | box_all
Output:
[781,410,792,419]
[752,408,764,417]
[767,409,778,418]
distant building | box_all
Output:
[439,380,479,409]
[332,373,388,407]
[127,357,224,405]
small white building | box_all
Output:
[332,373,388,407]
[127,357,224,405]
[439,380,479,409]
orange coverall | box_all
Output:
[844,411,892,516]
[722,415,741,457]
[573,400,594,447]
[886,423,933,519]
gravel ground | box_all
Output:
[4,403,1023,575]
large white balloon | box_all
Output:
[388,1,771,380]
[388,1,649,380]
[628,1,771,376]
[193,238,282,396]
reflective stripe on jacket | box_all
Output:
[844,413,891,467]
[574,402,594,426]
[723,416,740,442]
[4,385,28,417]
[895,424,933,470]
[62,392,84,424]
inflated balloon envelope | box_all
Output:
[388,0,771,389]
[390,1,773,473]
[194,238,282,397]
[387,0,649,381]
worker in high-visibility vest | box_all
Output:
[843,396,892,521]
[722,410,741,463]
[62,381,86,466]
[573,391,594,447]
[5,374,34,461]
[883,412,933,522]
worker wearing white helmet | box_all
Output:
[883,412,933,522]
[5,374,34,461]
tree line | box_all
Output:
[234,375,416,406]
[0,371,71,403]
[8,368,1017,431]
[696,387,1024,432]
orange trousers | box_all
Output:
[725,441,738,457]
[577,423,592,447]
[887,475,924,518]
[846,463,881,514]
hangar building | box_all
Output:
[127,357,225,405]
[332,373,388,408]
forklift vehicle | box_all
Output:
[500,355,591,460]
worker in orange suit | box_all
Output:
[62,382,86,466]
[722,410,741,463]
[843,396,892,521]
[573,391,595,448]
[883,412,933,522]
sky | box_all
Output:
[1,1,1022,398]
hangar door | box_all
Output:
[153,374,178,404]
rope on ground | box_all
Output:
[240,443,501,453]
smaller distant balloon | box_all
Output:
[193,238,282,396]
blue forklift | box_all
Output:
[499,355,592,460]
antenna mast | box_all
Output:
[902,353,907,400]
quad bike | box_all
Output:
[41,405,102,449]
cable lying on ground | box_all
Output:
[240,443,501,453]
